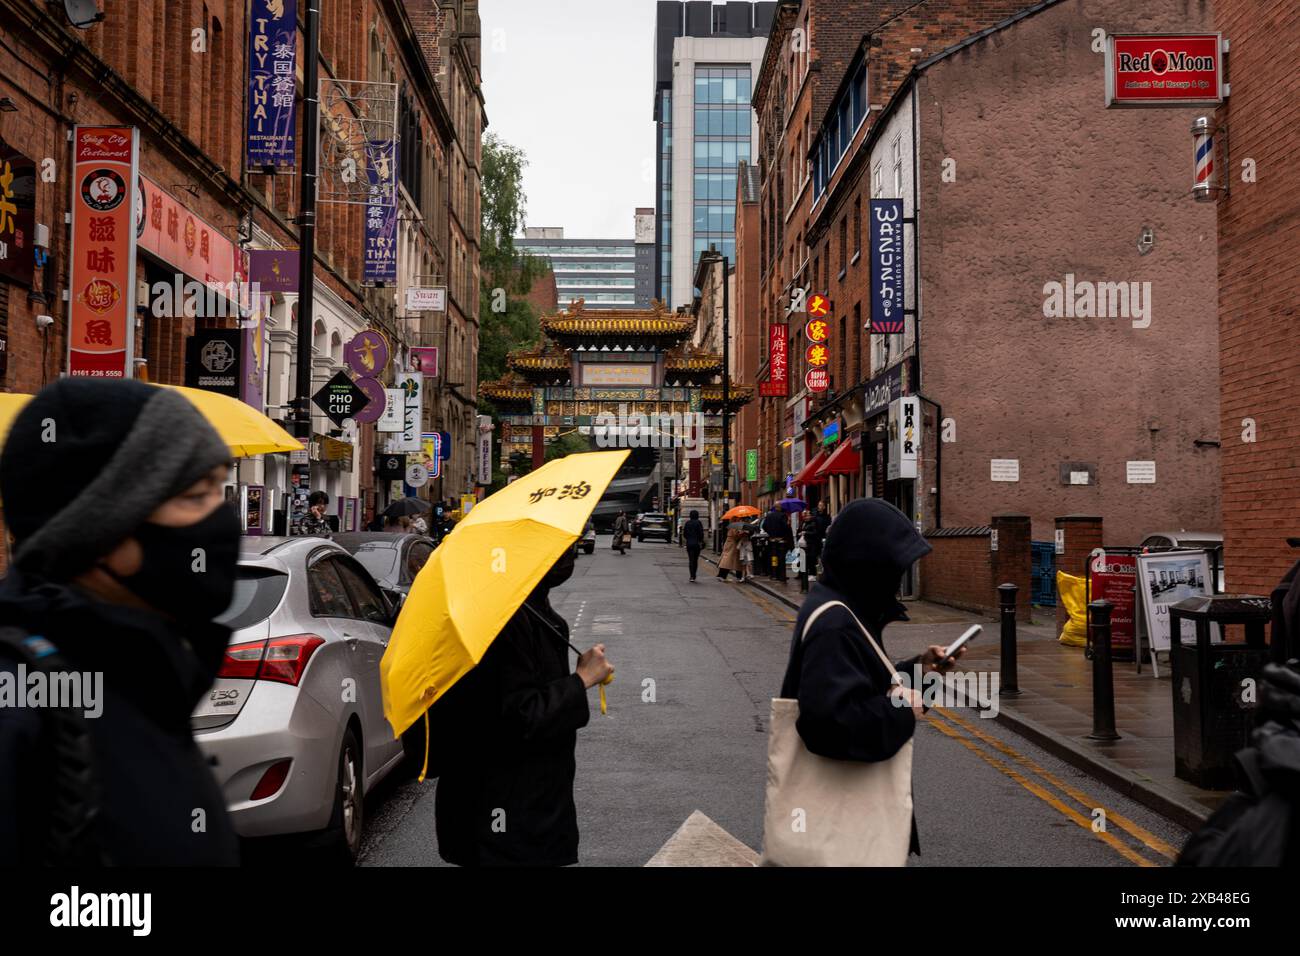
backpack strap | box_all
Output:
[0,626,105,866]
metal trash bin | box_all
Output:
[1168,595,1272,789]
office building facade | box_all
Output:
[652,1,776,309]
[519,227,639,311]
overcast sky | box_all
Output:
[480,0,659,239]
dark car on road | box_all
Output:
[638,512,672,543]
[332,532,436,609]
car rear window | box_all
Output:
[352,544,399,585]
[217,566,289,631]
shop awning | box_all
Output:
[793,449,829,486]
[816,441,861,477]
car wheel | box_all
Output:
[323,727,364,864]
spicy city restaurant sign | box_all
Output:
[1105,34,1227,108]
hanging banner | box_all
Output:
[184,328,242,398]
[351,376,386,425]
[0,137,37,286]
[421,433,442,480]
[477,414,493,485]
[887,396,920,480]
[409,346,438,377]
[68,126,138,379]
[363,139,398,285]
[247,248,299,294]
[759,323,788,397]
[869,198,905,334]
[396,370,423,452]
[246,0,297,169]
[745,449,758,482]
[377,387,405,432]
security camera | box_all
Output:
[36,314,54,330]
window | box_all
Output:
[892,134,904,196]
[336,559,391,625]
[852,303,862,381]
[308,558,354,618]
[853,198,861,258]
[839,216,847,274]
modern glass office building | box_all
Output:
[652,1,775,309]
[519,227,644,311]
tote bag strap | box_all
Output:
[800,600,899,680]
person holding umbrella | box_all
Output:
[379,450,629,866]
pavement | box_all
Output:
[721,550,1229,831]
[356,538,1193,866]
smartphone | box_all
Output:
[942,625,982,659]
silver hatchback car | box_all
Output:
[193,537,406,861]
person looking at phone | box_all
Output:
[778,497,964,857]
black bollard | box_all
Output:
[1087,599,1121,741]
[998,583,1022,697]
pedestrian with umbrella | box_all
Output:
[717,521,743,581]
[380,451,628,866]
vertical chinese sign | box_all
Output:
[247,0,297,169]
[0,137,36,287]
[68,127,138,378]
[869,199,905,334]
[364,140,398,285]
[758,323,788,397]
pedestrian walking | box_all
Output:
[761,498,963,866]
[300,490,332,538]
[432,548,614,866]
[612,511,630,554]
[717,523,743,580]
[762,505,794,582]
[804,499,831,579]
[738,528,753,582]
[0,379,241,865]
[682,509,705,582]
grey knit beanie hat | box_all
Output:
[2,379,232,581]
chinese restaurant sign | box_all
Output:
[363,140,398,285]
[246,0,297,168]
[759,323,788,397]
[0,137,36,286]
[804,307,830,394]
[69,127,138,378]
[137,175,239,290]
[1105,34,1226,108]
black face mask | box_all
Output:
[111,503,242,624]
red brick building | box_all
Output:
[0,0,479,566]
[1212,0,1300,596]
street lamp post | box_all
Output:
[291,1,322,524]
[721,254,730,511]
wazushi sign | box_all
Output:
[887,396,919,481]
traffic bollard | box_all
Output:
[1087,598,1121,741]
[998,583,1022,697]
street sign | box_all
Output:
[350,376,386,425]
[344,328,390,377]
[312,370,370,428]
[869,198,905,333]
[404,286,447,312]
[805,367,829,393]
[1105,34,1226,108]
[405,462,429,487]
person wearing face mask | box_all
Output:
[432,548,613,866]
[0,379,241,866]
[778,497,964,859]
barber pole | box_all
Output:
[1191,116,1219,202]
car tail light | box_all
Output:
[258,635,325,686]
[250,759,292,801]
[216,634,325,687]
[218,640,267,680]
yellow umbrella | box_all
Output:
[0,393,33,448]
[0,386,302,458]
[157,385,302,458]
[380,449,629,747]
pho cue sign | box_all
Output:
[1105,34,1227,108]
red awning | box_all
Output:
[793,449,829,486]
[816,441,861,477]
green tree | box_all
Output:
[478,133,547,395]
[545,429,593,462]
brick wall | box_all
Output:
[919,527,996,616]
[1214,0,1300,596]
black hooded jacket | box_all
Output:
[0,569,239,865]
[779,498,932,854]
[434,581,590,866]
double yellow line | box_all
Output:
[738,586,1180,866]
[926,706,1179,866]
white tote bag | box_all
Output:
[761,601,914,867]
